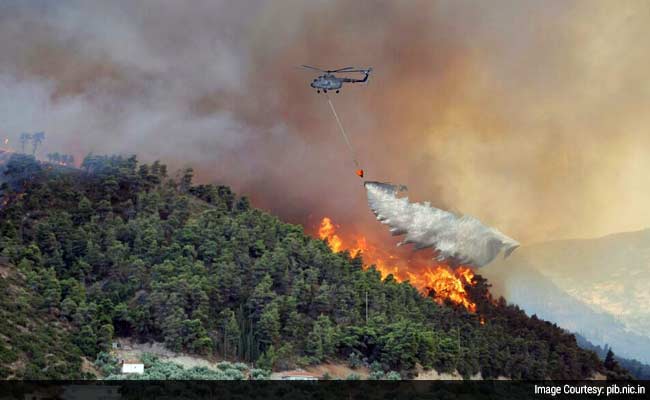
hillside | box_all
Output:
[575,334,650,380]
[485,232,650,364]
[0,259,85,379]
[0,154,625,379]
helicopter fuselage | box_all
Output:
[305,67,371,93]
[310,74,343,90]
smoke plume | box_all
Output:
[365,181,519,267]
[1,1,650,244]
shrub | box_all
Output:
[94,351,119,376]
[348,352,363,369]
[385,371,401,380]
[250,368,271,380]
[368,370,384,380]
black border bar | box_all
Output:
[1,380,648,400]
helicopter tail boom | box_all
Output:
[342,67,372,83]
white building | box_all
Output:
[121,361,144,375]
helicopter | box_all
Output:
[301,65,372,93]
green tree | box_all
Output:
[75,325,98,356]
[40,268,61,311]
[248,274,275,319]
[98,323,114,352]
[179,168,194,193]
[219,309,241,358]
[256,345,277,371]
[258,303,281,347]
[306,315,337,361]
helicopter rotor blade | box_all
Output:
[330,66,356,73]
[339,69,371,73]
[300,65,327,72]
[299,65,370,73]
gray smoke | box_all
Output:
[2,2,650,242]
[365,181,519,267]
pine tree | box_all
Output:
[258,303,281,348]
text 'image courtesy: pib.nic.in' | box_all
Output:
[1,1,650,399]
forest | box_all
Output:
[0,154,630,379]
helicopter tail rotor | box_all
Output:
[364,67,373,81]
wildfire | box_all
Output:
[316,216,478,313]
[422,266,477,313]
[318,217,343,253]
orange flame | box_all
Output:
[315,217,478,313]
[318,217,343,253]
[422,265,477,313]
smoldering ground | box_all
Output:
[1,1,650,245]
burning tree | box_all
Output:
[422,266,477,312]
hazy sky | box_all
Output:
[1,0,649,245]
